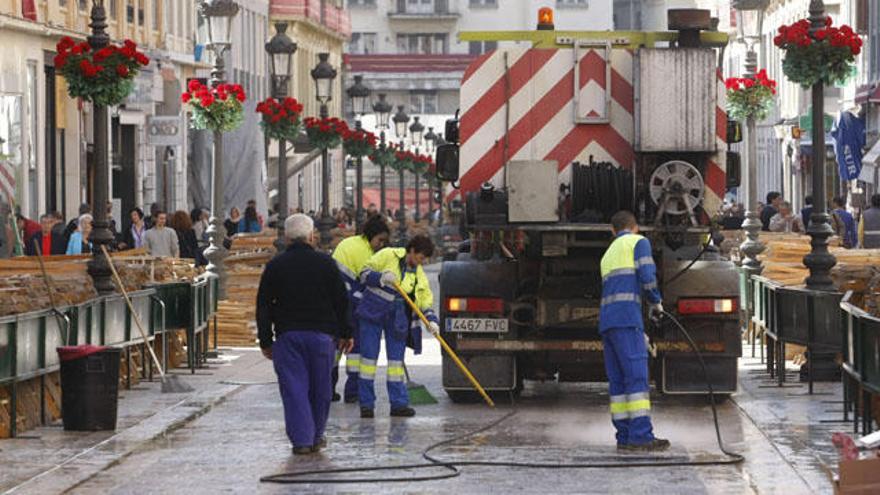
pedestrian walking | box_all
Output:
[830,197,856,249]
[331,215,391,403]
[769,202,805,233]
[256,214,353,455]
[859,194,880,248]
[170,210,204,264]
[356,235,439,419]
[761,192,782,231]
[191,208,209,243]
[123,207,147,250]
[240,205,261,233]
[25,213,66,255]
[599,211,669,452]
[224,207,243,235]
[63,203,90,243]
[143,211,179,257]
[66,214,93,255]
[800,195,813,229]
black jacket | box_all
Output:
[25,232,66,256]
[256,242,351,348]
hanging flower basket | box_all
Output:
[725,69,777,122]
[774,16,862,88]
[54,37,150,106]
[369,142,398,168]
[256,97,303,141]
[342,128,377,158]
[181,80,246,132]
[393,150,417,173]
[304,117,348,150]
[410,154,432,175]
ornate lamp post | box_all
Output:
[803,0,836,290]
[199,0,239,297]
[346,75,370,230]
[734,0,768,277]
[392,105,409,241]
[372,93,392,214]
[311,53,338,246]
[86,0,114,294]
[409,116,424,222]
[266,22,297,253]
[424,127,437,224]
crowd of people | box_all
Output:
[719,190,880,249]
[0,199,271,263]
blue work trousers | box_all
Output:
[602,327,656,446]
[273,330,335,448]
[358,318,408,409]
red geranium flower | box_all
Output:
[116,64,129,77]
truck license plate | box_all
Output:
[446,318,509,333]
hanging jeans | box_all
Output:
[357,318,408,410]
[602,326,656,446]
[272,330,335,448]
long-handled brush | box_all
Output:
[101,245,194,393]
[403,362,437,405]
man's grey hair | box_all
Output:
[285,213,314,242]
[779,201,792,210]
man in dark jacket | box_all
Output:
[25,214,66,256]
[761,192,782,231]
[256,213,353,455]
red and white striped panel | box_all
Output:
[0,159,14,204]
[703,69,728,216]
[454,47,635,199]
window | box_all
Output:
[138,4,144,25]
[127,0,134,23]
[410,92,438,114]
[78,0,86,11]
[396,34,447,54]
[469,0,496,6]
[153,0,159,30]
[110,0,117,19]
[348,0,375,6]
[557,0,588,7]
[399,0,434,14]
[348,33,377,54]
[468,41,497,55]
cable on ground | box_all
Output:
[260,311,744,484]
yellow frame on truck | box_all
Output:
[458,30,729,50]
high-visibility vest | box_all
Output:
[332,235,373,305]
[599,232,661,332]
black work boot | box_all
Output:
[360,407,374,419]
[627,438,671,452]
[390,406,416,417]
[292,446,315,455]
[311,437,327,452]
[331,392,342,402]
[344,395,358,404]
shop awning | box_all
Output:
[864,140,880,167]
[856,83,880,105]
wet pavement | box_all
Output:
[1,265,852,494]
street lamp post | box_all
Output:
[392,105,409,241]
[266,22,297,253]
[424,127,437,225]
[803,0,836,290]
[311,53,338,246]
[86,0,114,294]
[346,75,370,231]
[372,93,392,215]
[199,0,239,298]
[409,116,424,222]
[734,0,768,278]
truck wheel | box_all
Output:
[445,390,482,404]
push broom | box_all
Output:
[393,282,494,408]
[101,245,193,393]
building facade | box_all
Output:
[0,0,204,229]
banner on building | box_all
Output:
[831,111,866,181]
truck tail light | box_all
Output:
[677,298,737,315]
[447,297,504,314]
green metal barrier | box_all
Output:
[1,278,218,438]
[840,292,880,435]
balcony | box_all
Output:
[270,0,351,38]
[388,0,460,20]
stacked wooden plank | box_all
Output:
[0,372,61,439]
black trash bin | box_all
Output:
[57,345,122,431]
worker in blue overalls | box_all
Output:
[356,235,438,418]
[599,210,670,452]
[330,215,391,403]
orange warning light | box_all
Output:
[537,7,554,31]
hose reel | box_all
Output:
[649,160,704,226]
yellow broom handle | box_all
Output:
[393,282,495,408]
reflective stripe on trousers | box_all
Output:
[609,391,651,419]
[346,353,361,374]
[387,360,405,382]
[360,358,377,379]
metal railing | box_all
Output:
[840,292,880,436]
[0,278,218,438]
